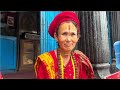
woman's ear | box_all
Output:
[77,34,81,41]
[54,33,58,42]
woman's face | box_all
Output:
[55,21,80,52]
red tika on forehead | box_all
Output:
[68,24,70,30]
[65,21,71,30]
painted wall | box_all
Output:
[0,35,17,73]
[40,11,61,54]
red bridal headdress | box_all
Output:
[48,11,80,38]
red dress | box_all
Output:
[34,50,94,79]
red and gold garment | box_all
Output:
[34,50,94,79]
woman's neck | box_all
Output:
[58,48,71,59]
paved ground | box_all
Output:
[2,71,36,79]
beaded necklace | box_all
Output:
[57,48,78,79]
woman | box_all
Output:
[34,11,94,79]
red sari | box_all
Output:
[34,50,94,79]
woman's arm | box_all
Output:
[34,57,48,79]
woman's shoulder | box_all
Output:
[74,50,91,66]
[38,50,54,57]
[74,50,88,59]
[37,52,49,57]
[37,50,55,61]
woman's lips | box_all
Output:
[64,43,72,47]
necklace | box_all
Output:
[57,48,78,79]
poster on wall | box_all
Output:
[7,16,14,27]
[1,12,16,36]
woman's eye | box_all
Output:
[62,32,67,36]
[71,33,76,36]
[61,32,77,36]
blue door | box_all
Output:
[40,11,61,54]
[0,35,16,73]
[106,12,112,64]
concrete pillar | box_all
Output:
[78,11,111,79]
[0,11,1,71]
[92,11,111,79]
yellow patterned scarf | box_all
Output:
[34,52,56,79]
[34,52,76,79]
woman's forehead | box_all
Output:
[60,21,76,26]
[59,21,77,31]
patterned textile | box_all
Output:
[34,50,94,79]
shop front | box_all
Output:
[0,11,40,73]
[17,11,40,71]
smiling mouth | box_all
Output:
[65,44,72,47]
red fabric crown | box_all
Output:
[48,11,80,38]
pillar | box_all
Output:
[78,11,111,79]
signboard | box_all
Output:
[24,33,40,40]
[104,71,120,79]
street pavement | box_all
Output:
[2,71,36,79]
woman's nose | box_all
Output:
[66,35,72,41]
